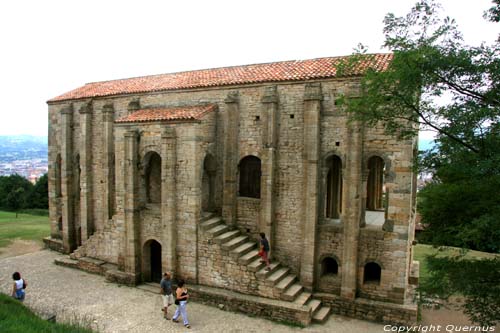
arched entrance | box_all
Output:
[143,239,162,282]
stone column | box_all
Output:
[260,86,279,253]
[102,103,115,228]
[340,120,364,300]
[124,130,140,283]
[79,101,93,242]
[300,83,323,289]
[60,104,75,253]
[222,91,240,226]
[161,127,177,276]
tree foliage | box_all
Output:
[340,0,500,325]
[0,174,48,211]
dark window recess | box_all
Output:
[321,257,339,275]
[290,114,295,119]
[239,156,261,198]
[255,116,260,121]
[363,262,381,284]
[335,141,340,146]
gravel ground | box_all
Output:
[0,250,386,333]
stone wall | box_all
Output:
[47,75,416,309]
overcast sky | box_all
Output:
[0,0,498,138]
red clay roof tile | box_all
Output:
[48,53,392,103]
[115,104,216,123]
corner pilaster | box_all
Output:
[60,104,75,253]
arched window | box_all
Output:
[321,257,339,276]
[145,152,162,203]
[55,154,62,197]
[239,156,261,198]
[326,155,342,218]
[366,156,385,211]
[364,262,381,284]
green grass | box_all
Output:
[414,244,499,282]
[0,293,94,333]
[0,211,49,248]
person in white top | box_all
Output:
[12,272,26,302]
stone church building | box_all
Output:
[46,54,418,325]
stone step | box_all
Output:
[275,274,296,292]
[265,267,290,287]
[214,230,240,245]
[248,258,266,272]
[54,257,79,269]
[293,291,312,306]
[238,249,260,265]
[313,306,331,323]
[308,299,322,315]
[207,224,229,238]
[221,235,249,251]
[200,217,222,231]
[200,212,215,222]
[256,262,280,279]
[282,283,303,301]
[230,242,256,260]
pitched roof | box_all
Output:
[115,104,216,123]
[48,53,392,103]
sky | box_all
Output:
[0,0,498,139]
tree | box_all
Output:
[0,174,32,211]
[6,187,25,218]
[339,0,500,326]
[28,173,48,209]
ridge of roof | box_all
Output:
[115,104,216,123]
[48,53,392,103]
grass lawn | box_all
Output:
[413,244,499,282]
[0,294,93,333]
[0,211,49,248]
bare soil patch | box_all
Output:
[0,239,43,259]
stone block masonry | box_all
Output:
[46,54,418,326]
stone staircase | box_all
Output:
[200,214,331,324]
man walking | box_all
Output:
[160,272,174,319]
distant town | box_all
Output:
[0,135,48,183]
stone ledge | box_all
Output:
[105,269,140,286]
[139,282,312,326]
[43,237,63,252]
[314,292,417,326]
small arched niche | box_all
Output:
[325,155,342,219]
[144,152,162,204]
[202,154,217,212]
[321,257,339,276]
[363,262,382,285]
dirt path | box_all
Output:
[0,239,43,259]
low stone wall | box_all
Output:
[43,237,64,252]
[189,284,311,326]
[315,292,417,326]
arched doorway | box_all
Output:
[143,239,162,282]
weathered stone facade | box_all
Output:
[46,54,418,325]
